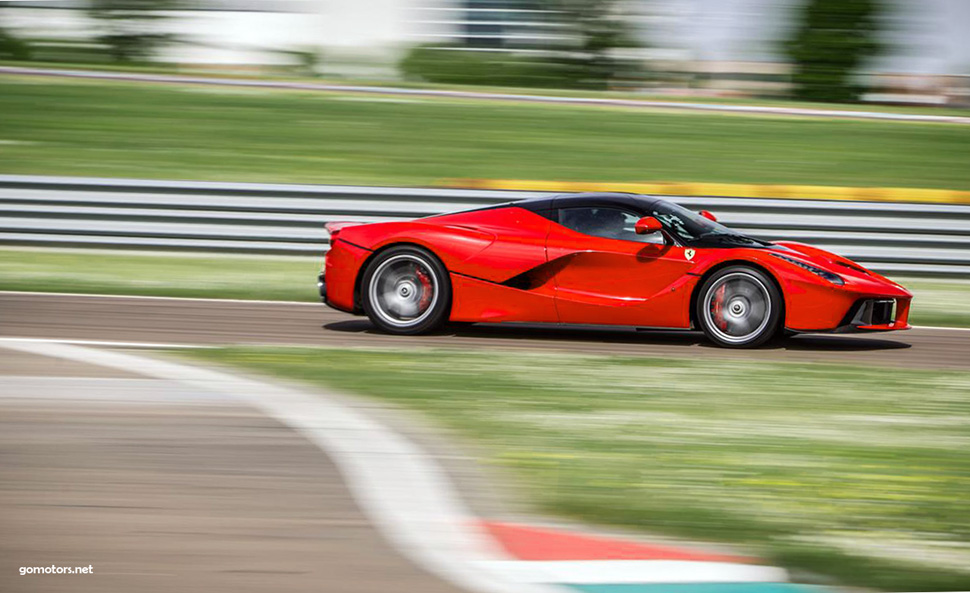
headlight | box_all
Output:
[771,253,844,286]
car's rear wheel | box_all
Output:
[696,266,781,348]
[361,245,451,335]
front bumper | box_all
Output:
[781,267,913,333]
[832,296,912,333]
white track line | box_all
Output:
[478,560,786,584]
[0,339,562,593]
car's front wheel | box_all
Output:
[696,266,782,348]
[361,245,451,335]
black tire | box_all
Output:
[695,265,782,348]
[361,245,451,335]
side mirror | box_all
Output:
[699,210,717,222]
[635,216,663,235]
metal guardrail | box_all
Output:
[2,175,969,277]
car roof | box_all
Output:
[514,192,664,215]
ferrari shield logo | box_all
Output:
[685,249,696,261]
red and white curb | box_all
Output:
[475,522,786,586]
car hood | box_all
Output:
[767,241,912,297]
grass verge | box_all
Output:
[1,248,967,328]
[1,76,969,188]
[0,249,321,301]
[4,61,970,117]
[187,346,970,590]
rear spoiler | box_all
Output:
[324,221,364,239]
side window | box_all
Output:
[559,207,664,244]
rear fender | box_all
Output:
[341,221,496,269]
[343,223,497,313]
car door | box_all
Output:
[546,205,695,328]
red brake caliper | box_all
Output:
[712,284,728,331]
[415,267,433,312]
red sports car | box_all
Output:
[320,193,912,348]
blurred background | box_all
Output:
[1,2,969,593]
[0,0,969,103]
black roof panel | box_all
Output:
[514,192,664,214]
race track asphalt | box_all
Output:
[1,292,966,369]
[0,348,470,593]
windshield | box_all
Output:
[647,200,767,247]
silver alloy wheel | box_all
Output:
[702,271,772,344]
[368,254,439,328]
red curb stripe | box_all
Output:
[481,522,754,564]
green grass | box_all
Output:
[188,346,970,590]
[901,279,970,328]
[1,76,969,188]
[5,61,970,117]
[1,248,967,327]
[0,249,321,301]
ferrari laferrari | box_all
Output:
[320,193,912,348]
